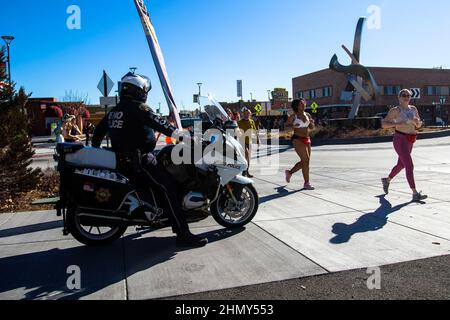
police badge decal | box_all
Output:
[95,188,112,203]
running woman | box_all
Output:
[285,99,316,190]
[382,89,428,202]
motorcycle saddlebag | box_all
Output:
[70,170,134,212]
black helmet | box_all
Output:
[119,72,152,103]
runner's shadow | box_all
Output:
[0,227,244,300]
[259,186,301,205]
[330,195,412,244]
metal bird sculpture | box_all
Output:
[329,17,380,119]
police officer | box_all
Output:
[92,72,208,248]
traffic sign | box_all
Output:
[410,88,421,99]
[311,102,319,114]
[237,80,243,98]
[255,104,263,115]
[440,96,446,105]
[100,96,118,107]
[98,71,115,97]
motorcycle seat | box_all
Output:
[65,147,117,170]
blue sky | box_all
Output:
[1,0,450,114]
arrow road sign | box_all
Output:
[98,71,115,97]
[410,88,421,99]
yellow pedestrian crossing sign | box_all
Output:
[311,102,319,114]
[255,104,263,116]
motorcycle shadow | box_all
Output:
[0,226,245,300]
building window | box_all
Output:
[304,91,310,99]
[323,86,332,97]
[297,91,304,99]
[440,87,449,96]
[383,85,401,96]
[426,86,440,96]
[309,89,316,99]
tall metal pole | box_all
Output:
[2,36,14,101]
[197,82,202,112]
[6,43,11,99]
[102,70,110,148]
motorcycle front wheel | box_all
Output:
[66,207,128,246]
[211,184,259,229]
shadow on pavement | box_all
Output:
[330,195,412,244]
[0,220,62,238]
[0,227,244,300]
[259,186,302,205]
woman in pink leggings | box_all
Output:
[381,89,427,202]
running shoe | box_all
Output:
[412,192,428,202]
[285,170,293,184]
[382,178,390,195]
[303,183,315,191]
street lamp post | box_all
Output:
[197,82,202,111]
[1,35,15,101]
[439,96,447,127]
[433,101,444,127]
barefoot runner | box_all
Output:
[285,99,316,190]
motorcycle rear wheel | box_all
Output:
[66,207,128,246]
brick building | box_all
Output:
[292,67,450,124]
[26,98,91,136]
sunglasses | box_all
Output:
[401,95,411,98]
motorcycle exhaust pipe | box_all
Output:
[77,213,151,227]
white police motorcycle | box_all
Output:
[54,96,259,246]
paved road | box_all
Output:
[2,136,450,300]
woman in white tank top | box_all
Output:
[285,99,316,190]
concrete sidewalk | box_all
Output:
[2,136,450,300]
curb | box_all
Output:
[32,153,54,159]
[278,129,450,146]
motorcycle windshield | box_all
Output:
[200,95,230,122]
